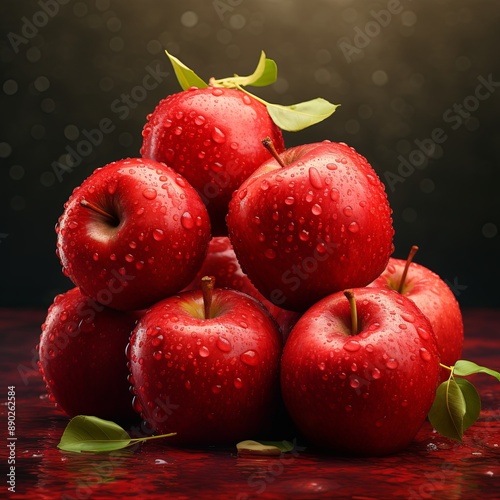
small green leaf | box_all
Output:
[428,377,481,441]
[213,51,278,89]
[58,416,132,453]
[165,50,208,91]
[237,440,287,456]
[265,98,340,132]
[58,415,177,453]
[454,360,500,382]
[249,57,278,87]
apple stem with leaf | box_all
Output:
[343,289,359,335]
[80,199,119,226]
[397,245,419,293]
[201,275,215,319]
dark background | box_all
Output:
[1,0,499,310]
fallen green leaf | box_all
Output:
[57,415,177,453]
[236,439,294,456]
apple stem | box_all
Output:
[262,137,287,169]
[80,199,118,226]
[344,289,358,335]
[397,245,419,294]
[201,275,215,320]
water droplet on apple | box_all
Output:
[386,359,399,370]
[311,204,322,215]
[417,327,430,340]
[136,207,145,216]
[345,404,353,412]
[285,196,295,205]
[199,346,210,357]
[125,254,134,263]
[175,110,184,120]
[234,377,243,389]
[260,179,270,191]
[299,230,310,242]
[350,378,360,389]
[242,94,252,105]
[419,348,432,361]
[153,350,162,361]
[401,313,416,323]
[185,380,191,390]
[211,385,222,394]
[326,163,338,170]
[318,362,326,371]
[371,368,381,379]
[143,188,157,200]
[194,115,205,126]
[238,189,247,200]
[216,335,232,353]
[132,397,142,414]
[174,126,182,136]
[343,206,353,217]
[348,221,360,233]
[240,350,259,366]
[211,127,226,144]
[308,167,323,189]
[212,88,223,96]
[344,340,361,352]
[92,252,99,261]
[264,248,276,259]
[239,321,248,329]
[181,212,195,229]
[175,176,187,188]
[153,229,165,241]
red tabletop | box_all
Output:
[1,308,499,499]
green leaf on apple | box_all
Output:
[165,50,208,91]
[57,415,176,453]
[164,49,339,131]
[453,360,500,381]
[264,98,340,132]
[428,377,481,441]
[213,51,278,88]
[236,439,294,456]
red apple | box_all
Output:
[369,246,464,381]
[226,140,394,311]
[128,277,283,445]
[56,157,211,311]
[141,87,285,234]
[280,287,440,456]
[38,287,142,421]
[183,236,301,341]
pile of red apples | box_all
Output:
[38,58,463,457]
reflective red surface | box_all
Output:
[1,308,499,499]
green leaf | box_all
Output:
[453,360,500,382]
[57,416,132,453]
[236,439,293,456]
[247,56,278,87]
[428,377,481,441]
[265,98,340,132]
[455,378,481,432]
[165,50,208,91]
[58,415,177,453]
[213,51,278,89]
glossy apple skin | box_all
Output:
[369,258,464,381]
[56,157,211,311]
[183,236,301,341]
[38,287,142,421]
[281,287,440,456]
[128,288,283,445]
[227,141,394,311]
[141,87,285,235]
